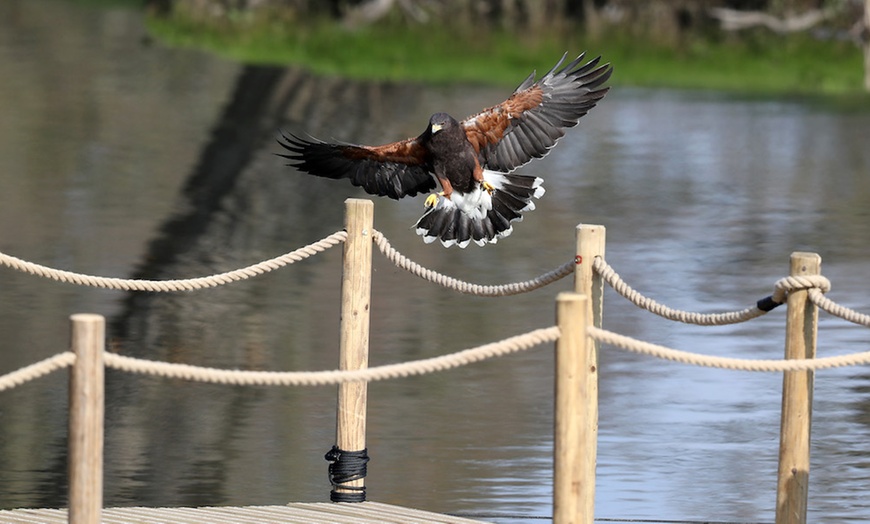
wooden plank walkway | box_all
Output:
[0,501,492,523]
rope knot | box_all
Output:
[771,275,831,304]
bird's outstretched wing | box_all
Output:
[461,52,612,173]
[277,133,437,200]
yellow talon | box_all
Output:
[424,193,441,207]
[482,181,495,194]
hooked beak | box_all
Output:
[431,123,443,134]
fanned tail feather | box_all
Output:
[414,171,545,248]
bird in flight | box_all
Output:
[278,52,612,248]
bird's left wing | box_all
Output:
[461,52,612,173]
[278,133,436,200]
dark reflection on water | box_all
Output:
[2,1,870,523]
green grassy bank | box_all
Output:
[147,12,866,96]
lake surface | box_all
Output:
[1,1,869,522]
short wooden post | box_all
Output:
[68,314,105,524]
[775,252,821,524]
[554,293,595,524]
[332,198,374,502]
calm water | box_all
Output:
[1,1,870,522]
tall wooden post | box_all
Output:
[554,293,595,524]
[332,198,374,502]
[68,314,105,524]
[566,224,605,521]
[574,223,606,392]
[776,252,821,524]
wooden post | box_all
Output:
[566,224,605,520]
[554,293,595,524]
[68,314,105,524]
[333,198,374,501]
[574,223,606,383]
[775,252,821,524]
[574,224,606,300]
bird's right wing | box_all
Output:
[277,133,437,200]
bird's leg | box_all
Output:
[472,163,494,194]
[425,177,453,207]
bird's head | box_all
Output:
[429,112,458,135]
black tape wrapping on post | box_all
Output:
[325,446,369,502]
[757,295,782,312]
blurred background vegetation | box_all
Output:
[141,0,870,94]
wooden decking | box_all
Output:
[0,501,492,523]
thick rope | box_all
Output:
[371,229,573,296]
[0,231,347,291]
[594,258,835,325]
[589,326,870,372]
[592,258,770,325]
[0,352,76,392]
[809,288,870,328]
[102,327,560,386]
[3,314,870,395]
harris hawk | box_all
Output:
[278,52,612,248]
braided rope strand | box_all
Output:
[592,258,769,325]
[101,327,560,386]
[588,326,870,372]
[0,352,76,392]
[372,229,573,296]
[0,232,347,291]
[809,288,870,327]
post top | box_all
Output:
[790,251,822,262]
[70,313,105,323]
[556,291,588,303]
[789,252,822,275]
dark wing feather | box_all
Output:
[277,132,436,200]
[461,52,612,173]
